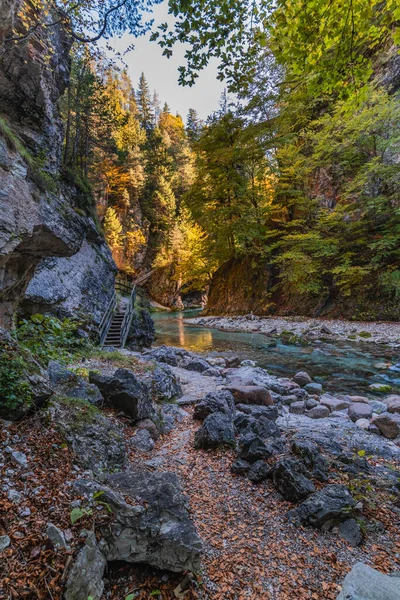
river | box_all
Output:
[152,309,400,395]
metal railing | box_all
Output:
[120,286,136,348]
[99,290,116,344]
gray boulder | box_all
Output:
[89,368,153,421]
[235,404,279,421]
[64,533,106,600]
[126,306,155,351]
[385,395,400,414]
[320,395,350,412]
[76,472,202,573]
[146,345,181,366]
[289,401,306,414]
[306,405,330,419]
[288,484,355,529]
[272,458,315,502]
[290,440,329,482]
[194,413,236,449]
[348,402,372,422]
[293,371,312,387]
[193,391,235,421]
[224,384,274,406]
[371,412,400,439]
[149,365,182,402]
[238,432,275,463]
[159,404,188,434]
[336,562,400,600]
[234,413,280,439]
[304,382,323,395]
[181,357,211,373]
[130,429,155,453]
[248,460,270,483]
[230,459,251,475]
[337,518,362,547]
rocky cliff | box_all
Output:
[0,1,116,328]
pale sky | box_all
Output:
[108,2,225,121]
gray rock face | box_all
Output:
[348,402,373,422]
[194,413,236,449]
[193,391,236,421]
[336,562,400,600]
[77,471,202,573]
[289,401,306,415]
[288,484,355,528]
[371,412,400,439]
[90,368,153,421]
[149,365,182,402]
[272,459,315,502]
[224,384,273,406]
[64,533,106,600]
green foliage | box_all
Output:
[17,314,92,366]
[70,507,93,525]
[0,347,34,415]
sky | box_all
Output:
[108,2,225,121]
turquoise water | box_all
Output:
[152,310,400,395]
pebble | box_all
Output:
[7,489,22,503]
[0,535,10,552]
[19,507,31,518]
[11,451,28,468]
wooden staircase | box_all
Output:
[103,308,125,347]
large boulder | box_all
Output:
[193,391,235,421]
[224,384,274,406]
[272,458,315,502]
[385,395,400,414]
[149,365,182,402]
[290,440,329,482]
[194,413,236,449]
[293,371,312,387]
[181,357,211,373]
[371,412,400,439]
[336,562,400,600]
[234,413,281,439]
[64,533,106,600]
[89,368,153,421]
[288,484,355,529]
[75,472,202,573]
[348,402,372,422]
[126,306,155,351]
[237,432,275,462]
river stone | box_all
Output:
[272,458,315,502]
[349,395,370,403]
[369,400,388,415]
[371,413,400,439]
[370,383,392,394]
[89,368,153,421]
[355,418,370,430]
[320,396,350,412]
[64,533,106,600]
[289,401,306,414]
[288,484,355,529]
[337,518,362,547]
[336,562,400,600]
[194,413,235,449]
[385,395,400,414]
[348,402,372,422]
[305,398,319,409]
[293,371,312,387]
[248,460,270,483]
[79,472,202,573]
[306,405,330,419]
[193,391,235,421]
[224,384,273,407]
[304,382,323,396]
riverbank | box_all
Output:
[185,315,400,347]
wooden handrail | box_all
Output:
[120,285,136,348]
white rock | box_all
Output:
[355,418,370,430]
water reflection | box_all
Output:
[152,310,400,395]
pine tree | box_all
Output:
[136,72,154,133]
[186,108,202,142]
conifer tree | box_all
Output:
[136,72,154,133]
[186,108,202,142]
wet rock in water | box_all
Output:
[230,459,251,475]
[194,413,236,449]
[337,518,362,547]
[369,383,392,394]
[290,440,329,482]
[193,391,235,421]
[336,562,400,600]
[292,371,312,387]
[385,395,400,414]
[320,395,350,412]
[289,401,306,415]
[181,357,211,373]
[236,404,279,421]
[288,484,355,529]
[238,432,275,462]
[248,460,270,483]
[371,412,400,439]
[304,382,323,396]
[159,404,188,434]
[272,458,315,502]
[306,405,330,419]
[149,365,182,402]
[64,533,106,600]
[76,472,202,573]
[224,384,274,407]
[234,413,281,439]
[89,368,153,421]
[130,429,155,453]
[348,402,373,422]
[136,418,160,440]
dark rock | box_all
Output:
[89,368,153,421]
[146,345,180,367]
[235,404,279,421]
[290,440,329,482]
[234,413,281,439]
[348,402,372,422]
[288,484,355,528]
[194,413,236,450]
[237,432,274,462]
[372,412,400,439]
[225,356,241,368]
[64,533,106,600]
[193,391,235,421]
[306,405,330,419]
[225,384,274,406]
[48,361,77,386]
[337,518,362,547]
[149,365,182,402]
[230,459,250,475]
[76,471,202,573]
[130,429,155,453]
[159,404,188,434]
[48,362,102,404]
[46,523,68,549]
[283,395,300,406]
[248,460,270,483]
[272,458,315,502]
[127,307,155,350]
[336,562,400,600]
[181,357,211,373]
[293,371,312,387]
[320,395,350,412]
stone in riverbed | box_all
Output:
[320,395,350,412]
[336,562,400,600]
[369,400,388,415]
[304,382,323,396]
[194,413,236,450]
[193,391,235,421]
[348,402,372,422]
[306,405,330,419]
[369,383,392,394]
[289,401,306,414]
[287,484,355,529]
[355,418,370,430]
[272,458,315,502]
[371,412,400,439]
[305,398,319,409]
[0,535,11,552]
[385,395,400,414]
[224,384,273,407]
[292,371,312,387]
[349,395,370,403]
